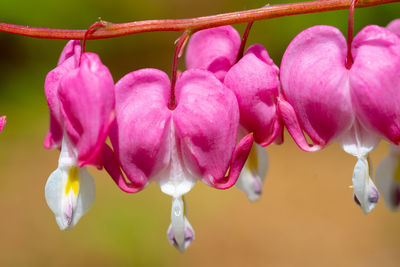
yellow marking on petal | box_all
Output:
[394,156,400,182]
[65,167,80,195]
[247,143,258,172]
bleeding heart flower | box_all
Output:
[235,137,268,202]
[185,26,241,82]
[373,19,400,212]
[376,144,400,211]
[279,25,400,214]
[44,40,115,230]
[186,26,281,201]
[103,68,253,251]
[0,116,6,133]
[387,19,400,36]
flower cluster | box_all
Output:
[41,18,400,252]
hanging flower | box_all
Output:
[387,19,400,36]
[44,40,115,229]
[103,68,253,251]
[375,144,400,211]
[0,116,5,133]
[373,19,400,212]
[185,26,281,201]
[279,25,400,214]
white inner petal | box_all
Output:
[171,197,185,249]
[339,121,380,157]
[352,157,379,214]
[236,143,268,202]
[45,136,95,230]
[339,121,380,214]
[156,119,197,198]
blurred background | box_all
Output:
[0,0,400,266]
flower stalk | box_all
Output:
[0,0,397,40]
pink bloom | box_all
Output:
[186,26,241,82]
[186,26,281,201]
[103,68,253,251]
[44,40,116,230]
[279,25,400,213]
[376,144,400,211]
[387,19,400,36]
[374,19,400,212]
[0,116,6,133]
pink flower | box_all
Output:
[103,68,253,251]
[376,144,400,211]
[44,40,116,230]
[186,26,281,201]
[185,26,241,82]
[374,19,400,212]
[279,25,400,213]
[0,116,6,133]
[387,19,400,36]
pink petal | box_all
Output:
[102,144,146,193]
[278,97,322,152]
[173,69,240,188]
[57,40,81,66]
[44,41,81,149]
[387,19,400,37]
[110,68,172,188]
[210,133,254,189]
[350,25,400,144]
[0,116,6,133]
[280,25,353,146]
[58,52,115,167]
[224,44,281,145]
[185,26,241,81]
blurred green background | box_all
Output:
[0,0,400,266]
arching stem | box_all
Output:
[0,0,396,40]
[169,31,190,110]
[236,22,254,62]
[346,0,359,69]
[79,21,107,65]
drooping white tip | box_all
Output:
[167,217,195,253]
[236,144,268,202]
[168,197,195,252]
[352,157,379,214]
[45,136,95,230]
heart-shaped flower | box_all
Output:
[185,26,281,201]
[103,68,253,251]
[279,25,400,213]
[44,40,115,229]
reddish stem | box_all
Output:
[0,0,397,40]
[169,31,190,110]
[79,21,107,65]
[346,0,359,69]
[236,22,254,62]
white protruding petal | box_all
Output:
[45,136,95,230]
[340,121,380,158]
[72,167,96,227]
[376,144,400,211]
[352,157,379,214]
[236,144,268,202]
[157,121,197,198]
[170,197,185,251]
[167,217,195,252]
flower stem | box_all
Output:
[236,21,254,62]
[79,21,107,65]
[0,0,397,40]
[346,0,359,69]
[169,31,190,110]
